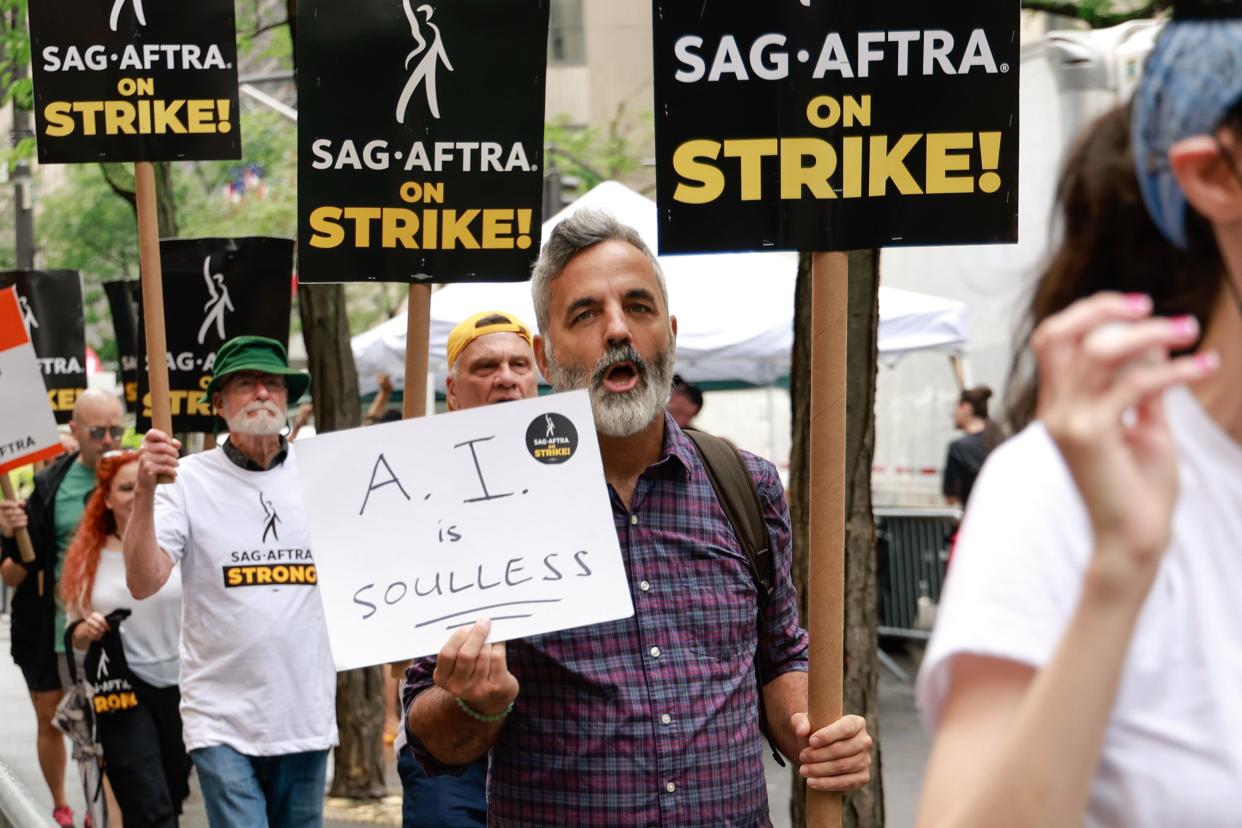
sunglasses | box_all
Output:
[87,426,126,441]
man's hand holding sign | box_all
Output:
[419,618,520,765]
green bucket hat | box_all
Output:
[205,335,310,402]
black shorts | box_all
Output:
[18,652,66,693]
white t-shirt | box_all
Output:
[918,386,1242,827]
[154,446,337,755]
[90,546,182,687]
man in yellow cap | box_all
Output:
[444,311,538,411]
[396,310,538,827]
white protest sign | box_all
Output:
[295,389,633,670]
[0,286,64,475]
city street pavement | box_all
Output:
[2,610,928,826]
[0,613,384,828]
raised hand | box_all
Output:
[136,430,181,491]
[1032,292,1216,590]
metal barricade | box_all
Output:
[875,507,959,640]
[0,758,56,828]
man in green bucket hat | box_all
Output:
[124,335,337,827]
[204,334,311,408]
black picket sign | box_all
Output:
[297,0,550,284]
[27,0,242,163]
[135,238,294,432]
[103,280,142,414]
[652,0,1021,254]
[0,271,87,425]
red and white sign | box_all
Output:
[0,286,64,474]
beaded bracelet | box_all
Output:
[455,696,514,723]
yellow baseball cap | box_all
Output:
[446,311,533,370]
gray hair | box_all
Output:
[530,209,668,334]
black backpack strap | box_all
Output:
[682,428,774,606]
[683,427,785,767]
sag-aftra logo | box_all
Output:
[221,491,317,588]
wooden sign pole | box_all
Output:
[134,163,174,480]
[807,251,849,828]
[390,282,432,680]
[402,284,432,421]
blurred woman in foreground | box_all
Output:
[917,16,1242,827]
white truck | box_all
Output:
[873,18,1164,507]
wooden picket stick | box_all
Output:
[806,251,848,828]
[402,284,432,420]
[135,162,174,483]
[390,282,433,680]
[0,474,40,594]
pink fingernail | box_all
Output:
[1172,316,1199,336]
[1197,351,1219,373]
[1125,293,1151,312]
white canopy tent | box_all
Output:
[351,181,968,395]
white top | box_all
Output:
[154,446,337,755]
[90,546,182,687]
[918,387,1242,827]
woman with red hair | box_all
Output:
[61,450,187,827]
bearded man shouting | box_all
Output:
[405,211,873,826]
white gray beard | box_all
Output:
[227,404,285,436]
[544,342,675,438]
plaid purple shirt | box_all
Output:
[405,415,808,827]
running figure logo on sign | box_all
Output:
[18,296,38,335]
[109,0,147,32]
[260,492,281,543]
[197,254,235,345]
[395,0,454,124]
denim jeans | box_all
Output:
[190,745,328,828]
[397,745,486,828]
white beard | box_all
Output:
[544,341,675,438]
[227,401,286,436]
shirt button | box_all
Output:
[639,580,650,592]
[660,713,671,725]
[649,646,661,658]
[630,514,639,525]
[665,782,676,793]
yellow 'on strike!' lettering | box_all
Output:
[309,207,534,251]
[43,99,232,138]
[672,131,1001,203]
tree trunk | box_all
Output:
[154,161,178,238]
[97,161,178,237]
[789,251,885,827]
[297,282,362,430]
[789,253,811,827]
[297,282,385,798]
[330,666,389,799]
